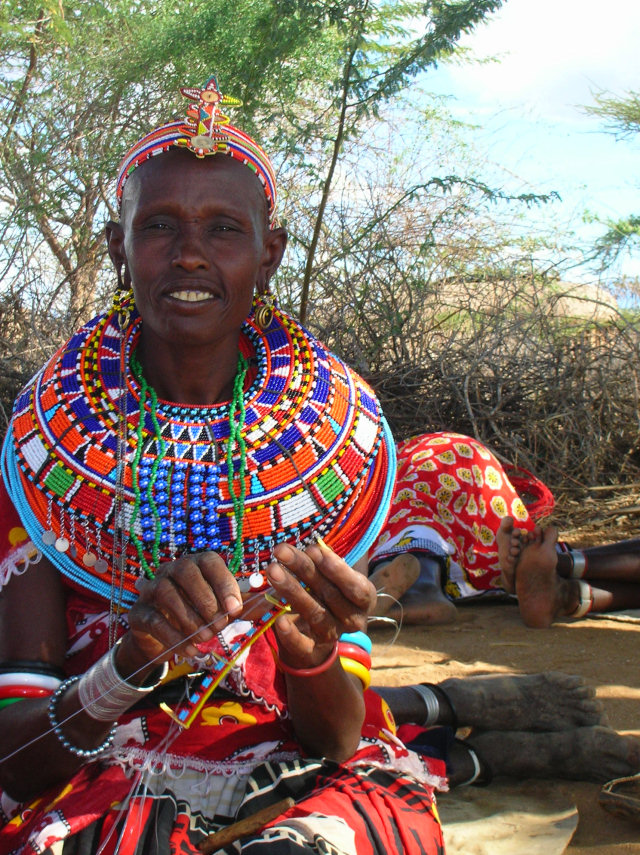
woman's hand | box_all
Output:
[265,540,376,669]
[119,552,243,680]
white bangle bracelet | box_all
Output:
[570,550,587,578]
[568,579,593,619]
[78,640,168,722]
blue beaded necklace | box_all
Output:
[129,348,247,578]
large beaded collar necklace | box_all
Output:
[2,304,396,607]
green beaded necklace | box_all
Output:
[128,348,249,577]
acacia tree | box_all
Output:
[585,89,640,271]
[268,0,505,323]
[0,0,360,327]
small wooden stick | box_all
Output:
[198,796,295,853]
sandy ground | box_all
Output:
[369,502,640,853]
[370,602,640,853]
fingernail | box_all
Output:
[225,596,242,614]
[276,544,294,563]
[267,562,285,583]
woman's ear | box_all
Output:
[258,226,288,292]
[105,220,125,271]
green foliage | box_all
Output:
[585,89,640,273]
[586,89,640,139]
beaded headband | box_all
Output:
[115,75,277,224]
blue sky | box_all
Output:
[422,0,640,284]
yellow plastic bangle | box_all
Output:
[339,656,371,690]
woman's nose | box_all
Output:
[171,226,209,270]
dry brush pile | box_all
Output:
[308,273,640,494]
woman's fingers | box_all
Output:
[129,552,243,659]
[268,542,375,636]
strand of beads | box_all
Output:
[227,353,249,575]
[130,350,166,577]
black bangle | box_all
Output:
[47,677,117,759]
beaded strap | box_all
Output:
[48,677,117,759]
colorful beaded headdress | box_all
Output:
[2,301,396,606]
[115,75,277,224]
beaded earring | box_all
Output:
[112,265,135,330]
[253,288,275,330]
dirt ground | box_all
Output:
[369,492,640,854]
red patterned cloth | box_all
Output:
[370,432,554,599]
[0,478,445,855]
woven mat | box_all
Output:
[587,609,640,623]
[438,780,578,855]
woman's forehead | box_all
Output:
[120,149,268,221]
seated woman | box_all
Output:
[0,75,444,855]
[0,76,637,855]
[369,431,640,627]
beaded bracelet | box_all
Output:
[48,677,117,759]
[277,642,339,677]
[339,657,371,690]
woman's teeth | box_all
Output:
[170,290,213,302]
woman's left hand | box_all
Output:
[265,541,376,669]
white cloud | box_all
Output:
[442,0,640,117]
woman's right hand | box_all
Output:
[119,552,244,681]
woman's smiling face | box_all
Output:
[110,148,285,355]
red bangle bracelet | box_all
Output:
[0,685,53,700]
[278,641,339,677]
[337,642,372,670]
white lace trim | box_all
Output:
[0,542,41,590]
[104,743,300,781]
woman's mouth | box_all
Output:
[168,289,215,303]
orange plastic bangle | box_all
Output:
[278,641,339,677]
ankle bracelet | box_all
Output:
[411,683,459,730]
[456,739,493,787]
[569,549,587,577]
[558,543,588,577]
[410,684,440,726]
[568,579,593,619]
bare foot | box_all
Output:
[496,516,536,593]
[496,516,520,593]
[514,525,575,628]
[470,726,640,784]
[369,554,421,617]
[377,555,457,626]
[439,672,607,731]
